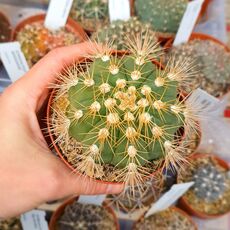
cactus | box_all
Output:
[135,0,188,36]
[193,164,227,202]
[134,208,196,230]
[16,22,82,67]
[70,0,109,32]
[168,39,230,97]
[0,218,22,230]
[57,200,116,230]
[49,34,199,188]
[92,17,158,50]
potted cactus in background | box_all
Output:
[178,154,230,218]
[133,207,197,230]
[0,218,22,230]
[70,0,109,34]
[13,14,87,67]
[166,34,230,98]
[47,34,199,191]
[49,197,119,230]
[135,0,188,40]
[92,17,159,51]
[0,11,12,43]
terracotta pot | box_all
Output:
[132,206,198,230]
[49,196,119,230]
[178,153,230,219]
[46,54,165,185]
[0,11,12,42]
[13,13,87,42]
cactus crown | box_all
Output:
[135,0,187,35]
[168,39,230,97]
[70,0,109,31]
[16,22,81,67]
[193,164,227,202]
[50,35,198,187]
[93,17,158,50]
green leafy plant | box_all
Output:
[167,39,230,97]
[70,0,109,32]
[92,17,158,50]
[49,34,199,188]
[135,0,187,36]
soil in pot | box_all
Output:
[47,35,200,189]
[166,39,230,98]
[70,0,109,33]
[92,17,160,51]
[0,12,12,43]
[54,200,117,230]
[178,155,230,216]
[133,207,197,230]
[135,0,188,38]
[15,17,85,67]
[0,217,22,230]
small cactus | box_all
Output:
[57,200,116,230]
[70,0,109,32]
[16,22,82,67]
[49,34,199,188]
[167,39,230,97]
[134,208,196,230]
[135,0,188,36]
[193,164,227,202]
[0,218,22,230]
[92,17,158,50]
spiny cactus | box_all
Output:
[49,34,199,188]
[0,218,22,230]
[0,13,11,42]
[135,0,188,36]
[57,200,116,230]
[16,22,82,67]
[92,17,158,50]
[168,39,230,97]
[193,164,227,202]
[133,208,196,230]
[70,0,109,32]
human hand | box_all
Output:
[0,43,123,219]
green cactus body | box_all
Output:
[135,0,187,36]
[93,18,158,50]
[193,164,227,202]
[16,22,82,67]
[50,36,198,184]
[168,39,230,97]
[70,0,109,32]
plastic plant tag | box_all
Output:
[145,182,194,217]
[0,42,29,82]
[109,0,131,22]
[78,195,106,206]
[173,0,204,46]
[20,210,48,230]
[44,0,73,30]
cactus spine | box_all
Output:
[49,34,198,188]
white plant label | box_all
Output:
[145,182,194,217]
[0,42,29,82]
[109,0,131,22]
[45,0,73,30]
[78,195,106,206]
[186,88,219,114]
[173,0,204,46]
[20,210,48,230]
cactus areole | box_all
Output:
[48,37,197,186]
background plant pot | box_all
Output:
[49,196,119,230]
[0,11,12,43]
[178,153,230,219]
[132,206,198,230]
